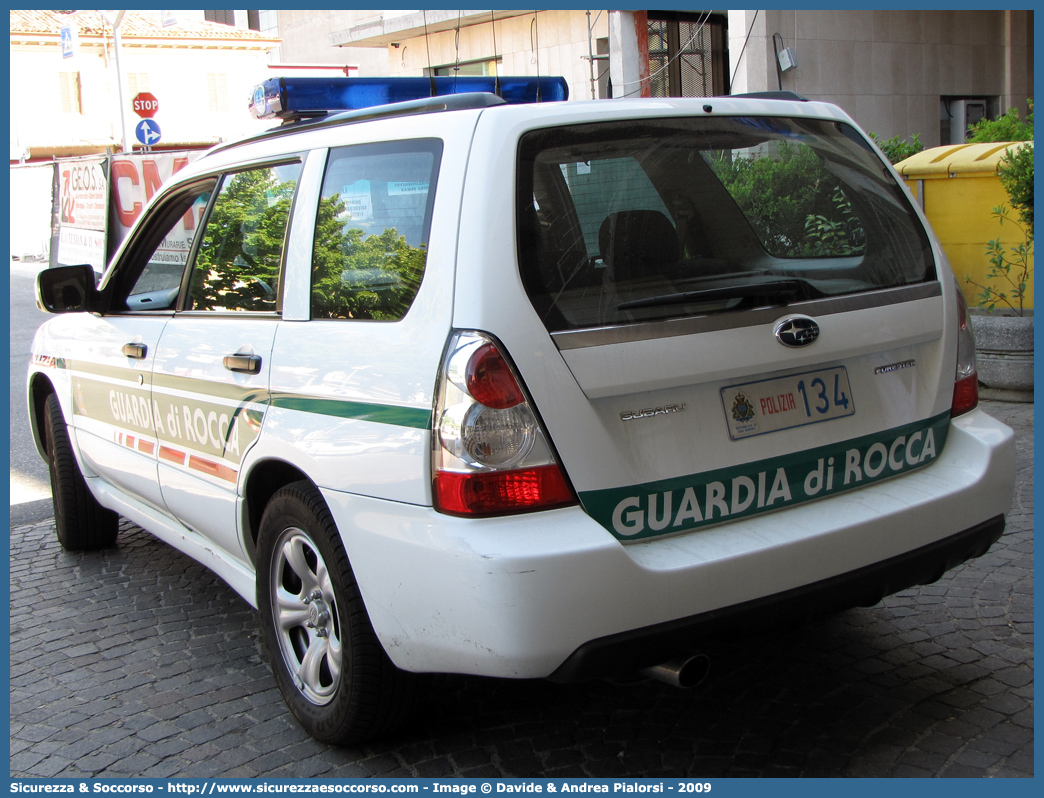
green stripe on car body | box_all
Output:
[65,358,150,384]
[151,372,268,405]
[65,359,430,438]
[580,411,952,542]
[268,394,432,429]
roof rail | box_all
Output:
[208,92,506,157]
[724,91,809,102]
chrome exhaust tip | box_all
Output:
[640,653,710,689]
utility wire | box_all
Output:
[614,11,712,98]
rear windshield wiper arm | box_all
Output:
[617,279,815,311]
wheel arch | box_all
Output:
[241,458,312,565]
[28,372,57,460]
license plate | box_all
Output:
[722,366,855,440]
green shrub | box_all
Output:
[868,132,924,164]
[999,142,1034,237]
[966,101,1033,143]
[965,101,1034,240]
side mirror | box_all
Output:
[36,264,102,314]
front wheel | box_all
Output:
[256,481,417,744]
[42,393,119,550]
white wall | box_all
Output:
[9,164,55,262]
[10,40,277,154]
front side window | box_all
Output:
[111,181,214,312]
[517,116,934,332]
[188,162,301,312]
[311,140,442,321]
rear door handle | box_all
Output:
[223,353,262,375]
[122,342,148,359]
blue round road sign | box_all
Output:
[135,118,162,146]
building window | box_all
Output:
[596,37,610,99]
[207,73,229,112]
[245,10,278,34]
[647,12,728,98]
[256,10,278,35]
[204,10,235,26]
[432,58,500,77]
[59,71,82,114]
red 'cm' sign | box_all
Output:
[132,92,159,118]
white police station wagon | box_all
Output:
[29,76,1015,743]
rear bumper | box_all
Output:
[322,407,1014,679]
[550,514,1004,682]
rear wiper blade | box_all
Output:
[617,279,814,311]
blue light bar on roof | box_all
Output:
[250,76,570,121]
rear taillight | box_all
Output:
[952,287,979,417]
[433,331,575,516]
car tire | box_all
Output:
[257,481,417,744]
[42,392,119,550]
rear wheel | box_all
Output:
[257,481,417,743]
[42,393,119,550]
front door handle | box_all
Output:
[223,353,262,375]
[122,342,148,359]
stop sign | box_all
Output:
[132,92,159,119]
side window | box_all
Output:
[311,140,442,321]
[188,162,302,312]
[122,183,213,311]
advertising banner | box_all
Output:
[50,151,206,273]
[54,156,108,271]
[108,150,205,259]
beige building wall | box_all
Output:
[275,10,391,75]
[272,9,1031,145]
[286,9,609,102]
[729,8,1033,146]
[377,10,608,102]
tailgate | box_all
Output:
[505,108,956,540]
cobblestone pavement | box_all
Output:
[10,401,1033,779]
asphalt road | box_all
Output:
[10,258,55,526]
[9,401,1033,778]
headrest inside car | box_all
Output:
[598,210,680,281]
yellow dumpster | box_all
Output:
[895,142,1033,310]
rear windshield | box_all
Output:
[516,115,935,332]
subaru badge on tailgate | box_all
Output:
[775,317,820,347]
